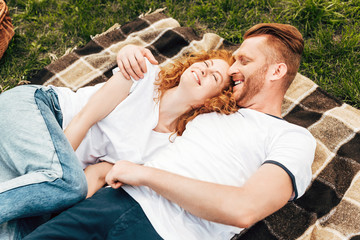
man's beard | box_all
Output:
[236,66,267,107]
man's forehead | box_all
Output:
[233,36,268,58]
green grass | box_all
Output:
[1,0,359,108]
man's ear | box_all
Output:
[270,63,287,81]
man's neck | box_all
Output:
[239,93,284,118]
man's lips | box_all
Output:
[232,72,245,86]
[233,79,244,86]
[192,71,201,85]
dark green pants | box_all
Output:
[24,187,163,240]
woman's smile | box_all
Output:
[192,71,201,85]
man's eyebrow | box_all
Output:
[237,54,253,61]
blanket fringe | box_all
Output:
[139,7,167,18]
[91,23,121,40]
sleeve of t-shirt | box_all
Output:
[95,58,159,165]
[264,127,316,200]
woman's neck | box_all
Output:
[153,87,193,133]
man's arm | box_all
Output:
[64,72,132,150]
[106,161,292,228]
[116,44,158,80]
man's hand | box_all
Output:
[116,45,158,80]
[105,160,148,189]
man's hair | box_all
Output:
[156,50,238,136]
[244,23,304,89]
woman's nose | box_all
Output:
[201,68,207,76]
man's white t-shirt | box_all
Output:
[52,60,165,168]
[124,109,316,240]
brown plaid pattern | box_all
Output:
[30,11,360,240]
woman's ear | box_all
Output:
[270,63,287,81]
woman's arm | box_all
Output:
[64,72,133,150]
[84,161,114,198]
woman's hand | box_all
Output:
[116,44,158,80]
[84,161,114,198]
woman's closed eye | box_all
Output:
[204,61,218,81]
[213,73,218,81]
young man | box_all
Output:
[24,23,316,240]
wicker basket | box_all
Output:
[0,0,14,59]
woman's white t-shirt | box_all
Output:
[52,59,167,168]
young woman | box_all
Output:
[0,49,238,238]
[64,49,238,197]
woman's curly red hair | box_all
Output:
[156,49,239,136]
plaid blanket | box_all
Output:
[30,11,360,240]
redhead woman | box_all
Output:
[0,49,237,239]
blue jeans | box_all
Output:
[0,85,87,239]
[23,187,163,240]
